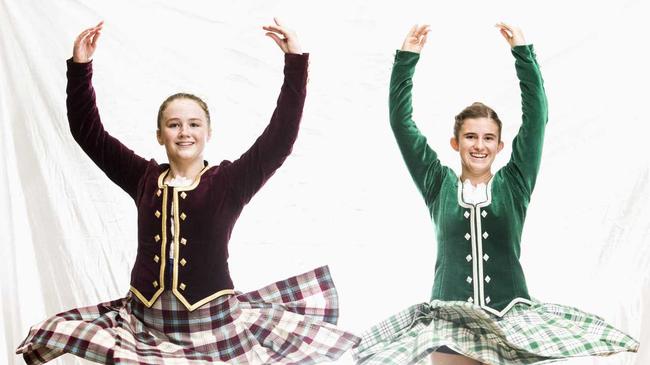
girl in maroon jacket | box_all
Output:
[17,20,359,365]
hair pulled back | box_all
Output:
[157,93,210,129]
[454,102,502,141]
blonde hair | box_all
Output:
[157,93,210,129]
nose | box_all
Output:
[472,138,485,151]
[179,124,189,137]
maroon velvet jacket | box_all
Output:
[66,54,308,311]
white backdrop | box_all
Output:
[1,0,648,364]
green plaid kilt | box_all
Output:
[352,300,639,365]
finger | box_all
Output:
[263,24,285,35]
[414,24,431,40]
[263,29,288,43]
[495,21,511,30]
[420,25,432,38]
[273,17,283,27]
[265,32,285,50]
[90,30,102,48]
[495,22,512,36]
[407,24,418,37]
[499,28,510,40]
[413,24,426,38]
[419,32,428,47]
[83,29,100,46]
[76,28,93,43]
[76,22,102,43]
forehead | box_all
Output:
[460,117,500,134]
[163,98,207,120]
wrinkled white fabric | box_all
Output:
[1,1,648,364]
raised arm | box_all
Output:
[391,25,446,205]
[225,19,308,204]
[497,23,549,196]
[67,22,149,200]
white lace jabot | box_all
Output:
[462,179,488,205]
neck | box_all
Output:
[168,158,204,181]
[460,170,493,186]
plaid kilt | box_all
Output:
[16,266,360,364]
[352,299,639,365]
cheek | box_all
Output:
[488,143,501,155]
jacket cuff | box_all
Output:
[66,58,93,78]
[511,44,536,62]
[284,52,309,70]
[394,49,420,66]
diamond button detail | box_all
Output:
[179,283,186,290]
[468,297,474,303]
[464,211,470,219]
[155,210,161,218]
[466,254,472,262]
[154,255,160,263]
[180,238,187,245]
[153,280,159,288]
[483,232,489,239]
[485,275,491,283]
[180,192,187,199]
[486,296,491,304]
[156,189,162,197]
[180,213,187,221]
[466,276,472,284]
[464,233,471,241]
[481,210,487,218]
[154,235,161,242]
[483,254,489,261]
[180,258,187,267]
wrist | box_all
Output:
[72,56,91,64]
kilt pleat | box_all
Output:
[352,300,639,365]
[17,266,360,364]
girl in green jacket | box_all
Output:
[353,22,639,365]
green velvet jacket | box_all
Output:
[390,45,548,316]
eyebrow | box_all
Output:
[463,132,497,137]
[164,117,204,123]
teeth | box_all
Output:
[470,153,487,158]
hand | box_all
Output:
[401,25,430,54]
[73,21,104,63]
[263,18,302,54]
[495,22,526,48]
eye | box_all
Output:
[191,122,200,127]
[168,122,179,128]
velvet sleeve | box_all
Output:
[66,59,149,200]
[503,45,549,197]
[224,53,308,204]
[390,50,446,206]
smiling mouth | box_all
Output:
[470,152,487,159]
[176,142,195,147]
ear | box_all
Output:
[450,137,459,152]
[156,129,163,145]
[497,140,504,153]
